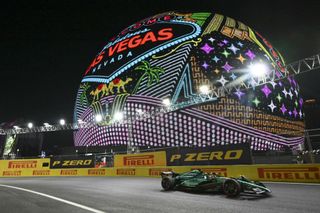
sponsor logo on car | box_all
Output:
[88,169,106,176]
[191,168,227,176]
[3,171,22,176]
[149,168,172,176]
[117,168,136,175]
[124,155,154,166]
[60,170,78,175]
[8,161,37,169]
[257,167,320,180]
[32,170,50,176]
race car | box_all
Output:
[161,170,271,197]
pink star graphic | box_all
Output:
[299,98,303,107]
[280,104,287,115]
[200,43,214,54]
[234,89,245,100]
[261,85,271,98]
[202,62,209,69]
[293,108,298,118]
[245,50,256,60]
[222,62,233,72]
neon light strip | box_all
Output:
[75,95,303,148]
[81,20,202,84]
[182,108,303,145]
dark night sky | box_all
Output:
[1,0,320,127]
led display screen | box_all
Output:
[74,12,304,151]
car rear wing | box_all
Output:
[161,171,179,178]
[161,171,173,177]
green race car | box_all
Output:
[161,170,271,197]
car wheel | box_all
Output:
[223,179,241,197]
[161,177,175,191]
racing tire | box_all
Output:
[161,177,175,191]
[223,179,241,197]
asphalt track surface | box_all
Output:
[0,177,319,213]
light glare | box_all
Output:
[43,123,51,127]
[59,119,66,125]
[199,85,210,95]
[162,98,171,107]
[113,112,123,121]
[95,114,103,122]
[249,63,268,77]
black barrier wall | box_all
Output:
[166,144,252,166]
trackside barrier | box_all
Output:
[0,158,51,176]
[0,159,319,183]
[114,151,167,167]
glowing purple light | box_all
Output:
[222,62,233,72]
[299,98,303,107]
[200,43,214,54]
[275,71,282,78]
[261,85,272,98]
[245,50,256,60]
[222,39,229,44]
[202,62,209,69]
[234,89,245,100]
[293,108,298,118]
[280,104,287,115]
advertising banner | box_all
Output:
[88,169,106,176]
[60,169,78,175]
[117,168,136,176]
[166,144,252,166]
[149,168,172,176]
[114,151,166,167]
[256,166,320,182]
[50,156,95,169]
[0,158,50,170]
[2,171,22,176]
[32,170,51,176]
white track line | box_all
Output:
[0,184,106,213]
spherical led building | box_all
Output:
[74,12,304,151]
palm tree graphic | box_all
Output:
[132,61,165,94]
[79,83,90,107]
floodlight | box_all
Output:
[59,119,66,125]
[27,122,33,128]
[248,63,268,77]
